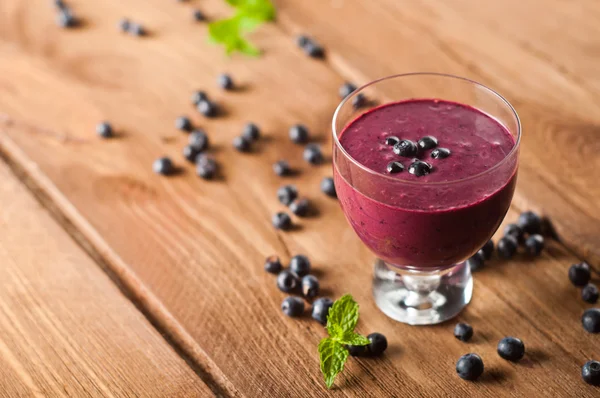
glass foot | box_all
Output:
[372,259,472,325]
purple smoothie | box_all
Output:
[334,99,518,269]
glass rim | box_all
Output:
[332,72,522,186]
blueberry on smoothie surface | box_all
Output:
[290,255,311,277]
[264,255,283,274]
[418,136,438,150]
[582,360,600,386]
[277,185,298,206]
[320,177,337,198]
[517,211,542,234]
[304,144,324,165]
[497,337,525,361]
[386,161,404,174]
[96,122,113,138]
[289,124,309,144]
[281,296,304,317]
[242,123,260,141]
[277,270,299,293]
[301,275,319,299]
[431,147,451,159]
[290,198,310,217]
[582,284,599,304]
[273,160,292,177]
[153,157,174,175]
[385,136,400,146]
[408,160,431,177]
[454,323,473,342]
[272,212,292,230]
[582,308,600,333]
[311,297,333,325]
[393,140,418,157]
[456,354,484,381]
[569,262,591,287]
[339,82,357,99]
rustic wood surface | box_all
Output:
[0,0,598,396]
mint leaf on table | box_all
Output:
[317,294,369,389]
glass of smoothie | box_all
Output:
[333,73,520,325]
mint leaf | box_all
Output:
[338,332,369,346]
[326,294,360,338]
[318,338,348,389]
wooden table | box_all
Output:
[0,0,598,396]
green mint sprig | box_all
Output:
[208,0,276,56]
[318,294,369,389]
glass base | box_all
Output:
[372,259,472,325]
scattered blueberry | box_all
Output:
[277,270,299,293]
[418,136,438,150]
[273,160,292,177]
[366,333,388,356]
[264,255,283,274]
[242,123,260,141]
[197,100,218,118]
[321,177,336,198]
[497,337,525,361]
[454,323,473,342]
[583,308,600,333]
[582,360,600,386]
[289,124,309,144]
[303,144,324,165]
[233,136,251,152]
[290,255,311,277]
[312,297,333,325]
[290,198,310,217]
[191,91,208,105]
[96,122,113,138]
[481,240,494,260]
[277,185,298,206]
[193,9,206,22]
[497,235,518,259]
[525,234,545,256]
[53,0,66,9]
[347,344,367,357]
[195,156,217,179]
[569,262,591,287]
[504,223,525,244]
[339,82,357,99]
[175,116,192,132]
[57,9,77,28]
[118,18,131,33]
[393,140,418,157]
[408,160,432,177]
[386,161,404,174]
[153,157,174,175]
[189,130,209,152]
[352,93,367,109]
[296,35,309,48]
[182,145,199,162]
[301,275,320,299]
[385,136,400,146]
[466,251,485,272]
[281,296,304,317]
[272,212,292,230]
[218,74,234,90]
[517,211,542,235]
[129,23,146,37]
[582,284,599,304]
[304,40,324,58]
[431,148,451,159]
[456,353,484,381]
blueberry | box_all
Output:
[290,255,311,277]
[277,270,299,293]
[497,337,525,361]
[339,82,357,99]
[277,185,298,206]
[57,9,77,28]
[272,212,292,230]
[497,235,518,259]
[290,198,310,217]
[153,157,174,175]
[193,9,205,22]
[569,262,591,287]
[182,145,199,162]
[517,211,542,235]
[481,240,494,260]
[524,234,544,256]
[281,296,304,317]
[218,74,234,90]
[393,140,417,157]
[466,251,485,272]
[582,284,599,304]
[408,160,432,177]
[296,35,309,48]
[303,144,324,165]
[289,124,309,144]
[431,148,451,159]
[346,344,367,357]
[366,333,388,356]
[352,93,367,109]
[233,136,251,152]
[175,116,192,132]
[273,160,291,176]
[386,161,404,174]
[191,91,208,105]
[456,353,484,381]
[129,23,146,36]
[582,360,600,386]
[418,136,438,150]
[195,156,217,179]
[301,275,319,299]
[264,255,282,274]
[583,308,600,333]
[304,40,324,58]
[118,18,131,33]
[242,123,260,141]
[312,297,333,325]
[197,100,218,118]
[385,136,400,146]
[454,323,473,342]
[53,0,66,9]
[96,122,113,138]
[189,130,209,152]
[504,223,525,244]
[321,177,336,198]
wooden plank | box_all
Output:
[0,0,598,396]
[0,161,211,397]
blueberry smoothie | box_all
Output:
[334,99,517,269]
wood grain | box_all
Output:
[0,161,210,397]
[0,0,598,396]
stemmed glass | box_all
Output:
[332,73,520,325]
